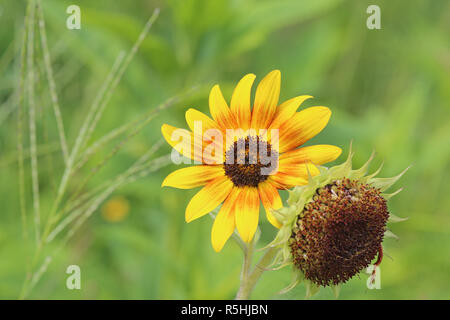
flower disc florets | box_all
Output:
[224,136,278,187]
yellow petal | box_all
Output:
[269,95,313,130]
[277,162,320,177]
[185,109,225,155]
[271,163,320,189]
[161,124,198,160]
[278,106,331,153]
[162,165,224,189]
[230,74,256,130]
[161,124,220,163]
[211,187,240,252]
[280,145,342,166]
[185,176,233,223]
[251,70,281,129]
[258,181,282,228]
[235,187,260,243]
[266,176,288,190]
[209,85,237,130]
[185,108,218,133]
[269,173,308,189]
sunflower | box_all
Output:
[161,70,341,252]
[269,146,408,297]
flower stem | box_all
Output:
[235,246,277,300]
[236,241,254,299]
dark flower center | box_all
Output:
[224,136,278,187]
[289,178,389,286]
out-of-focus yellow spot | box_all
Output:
[101,196,130,222]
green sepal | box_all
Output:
[330,284,341,299]
[388,213,409,223]
[369,166,410,192]
[305,280,320,299]
[384,229,399,240]
[382,188,403,200]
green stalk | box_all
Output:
[235,247,277,300]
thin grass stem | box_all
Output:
[19,7,162,300]
[43,9,160,237]
[26,0,41,244]
[81,8,160,151]
[47,145,166,243]
[75,86,197,172]
[36,0,69,164]
[17,0,31,241]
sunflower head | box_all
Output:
[161,70,342,252]
[290,178,389,287]
[269,145,409,296]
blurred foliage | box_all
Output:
[0,0,449,299]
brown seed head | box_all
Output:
[289,178,389,286]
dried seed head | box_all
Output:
[269,147,408,297]
[289,178,389,286]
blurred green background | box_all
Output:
[0,0,449,299]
